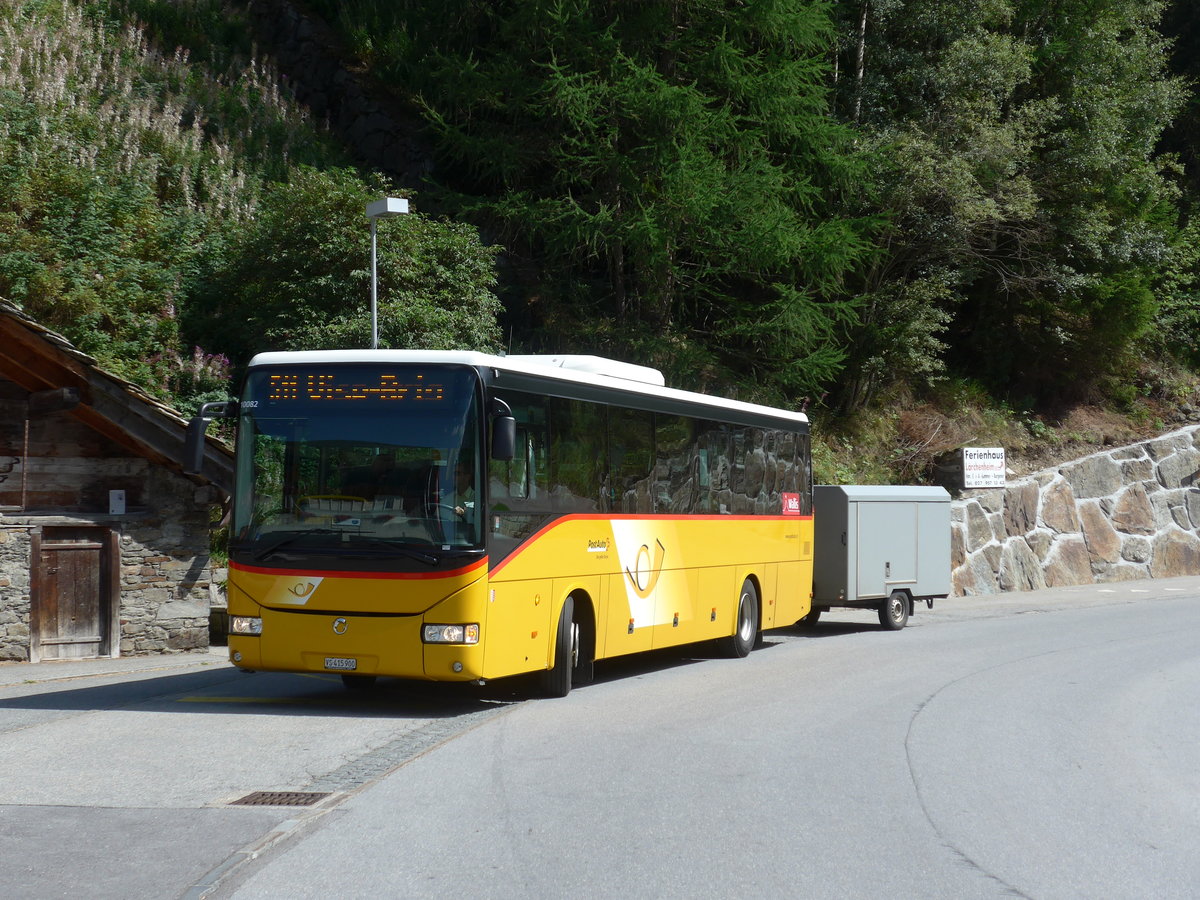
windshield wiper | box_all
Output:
[250,530,439,566]
[338,538,439,566]
[252,529,340,560]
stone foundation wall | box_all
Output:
[115,473,217,655]
[0,525,31,659]
[0,470,218,661]
[951,426,1200,595]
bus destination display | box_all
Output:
[264,373,447,404]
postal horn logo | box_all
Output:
[625,539,666,600]
[288,581,317,598]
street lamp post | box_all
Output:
[365,197,410,349]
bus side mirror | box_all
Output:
[491,415,517,461]
[184,401,237,476]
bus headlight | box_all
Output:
[422,623,480,644]
[230,616,263,636]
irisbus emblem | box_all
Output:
[332,617,348,635]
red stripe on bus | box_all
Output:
[229,557,487,580]
[487,513,813,577]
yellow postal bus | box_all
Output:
[186,352,814,696]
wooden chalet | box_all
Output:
[0,300,233,662]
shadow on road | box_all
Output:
[0,665,519,719]
[579,621,880,686]
[786,621,890,639]
[0,615,900,716]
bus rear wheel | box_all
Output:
[718,580,759,658]
[540,596,577,698]
[879,591,910,630]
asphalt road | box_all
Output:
[0,651,516,898]
[1,577,1197,899]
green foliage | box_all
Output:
[307,0,874,400]
[184,166,502,367]
[1148,219,1200,364]
[1160,0,1200,196]
[87,0,257,65]
[999,0,1183,396]
[5,0,1200,440]
[0,0,322,395]
[832,0,1186,406]
[0,0,502,411]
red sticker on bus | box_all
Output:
[781,493,801,516]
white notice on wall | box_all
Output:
[962,447,1006,489]
[109,490,126,515]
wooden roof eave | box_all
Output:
[0,307,234,495]
[76,376,236,494]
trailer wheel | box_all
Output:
[718,580,759,658]
[879,591,909,630]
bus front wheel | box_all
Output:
[540,596,576,698]
[718,580,759,658]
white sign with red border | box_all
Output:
[962,447,1006,489]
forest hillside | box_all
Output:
[4,0,1200,482]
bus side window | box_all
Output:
[488,395,547,504]
[798,432,813,515]
[653,414,694,513]
[737,426,771,515]
[695,421,732,513]
[609,408,653,513]
[762,428,811,516]
[549,398,603,512]
[489,436,527,500]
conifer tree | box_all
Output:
[353,0,873,398]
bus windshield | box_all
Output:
[231,365,484,562]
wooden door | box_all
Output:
[31,527,118,661]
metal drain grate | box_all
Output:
[230,791,331,807]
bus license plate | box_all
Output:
[324,657,357,671]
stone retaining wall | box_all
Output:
[951,426,1200,595]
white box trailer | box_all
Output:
[811,485,951,629]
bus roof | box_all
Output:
[246,349,809,428]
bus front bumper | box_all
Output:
[228,607,485,682]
